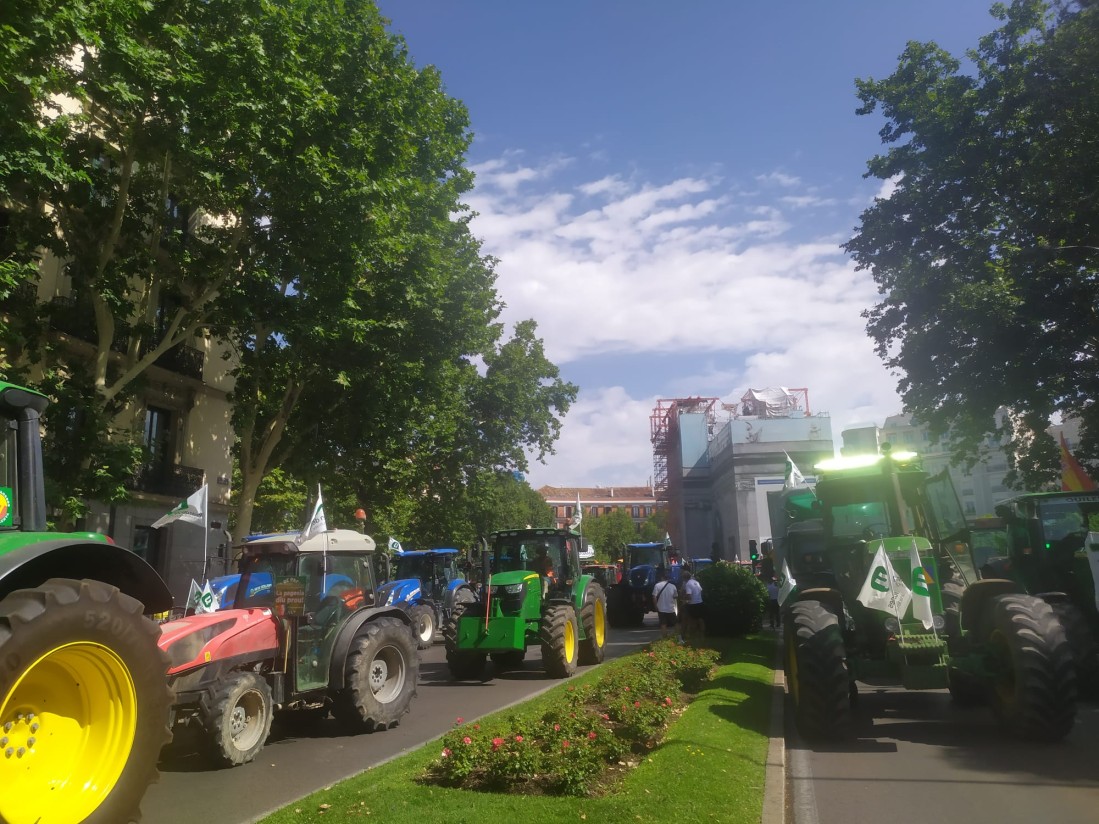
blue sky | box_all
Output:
[378,1,1001,488]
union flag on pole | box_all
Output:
[1059,432,1097,492]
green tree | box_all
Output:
[845,0,1099,487]
[581,509,640,563]
[639,508,668,543]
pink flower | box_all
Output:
[442,748,451,758]
[562,740,570,748]
[600,713,610,721]
[455,717,464,725]
[462,736,472,745]
[624,686,630,692]
[492,737,504,751]
[588,731,597,740]
[554,723,560,731]
[664,697,673,706]
[515,735,524,743]
[634,701,641,708]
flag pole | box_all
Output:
[202,482,209,582]
[882,542,906,642]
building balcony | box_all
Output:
[132,462,205,498]
[46,296,204,379]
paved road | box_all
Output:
[787,685,1099,824]
[143,618,661,824]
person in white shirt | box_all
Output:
[680,570,705,643]
[652,569,679,639]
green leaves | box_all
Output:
[847,0,1099,487]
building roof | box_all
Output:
[538,486,656,501]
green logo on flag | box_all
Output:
[870,566,889,592]
[912,566,929,596]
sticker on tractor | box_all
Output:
[275,576,307,617]
[0,486,11,527]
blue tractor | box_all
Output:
[376,548,478,649]
[606,541,684,627]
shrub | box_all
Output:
[697,562,766,636]
[426,640,718,797]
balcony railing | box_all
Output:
[46,296,204,379]
[131,462,205,498]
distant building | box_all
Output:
[537,486,661,531]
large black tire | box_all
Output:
[784,600,851,740]
[606,586,629,629]
[540,604,580,678]
[443,603,487,680]
[0,578,172,824]
[941,580,964,643]
[331,616,418,731]
[946,666,985,707]
[200,671,274,767]
[408,603,436,650]
[578,582,608,665]
[1045,598,1099,698]
[984,594,1076,741]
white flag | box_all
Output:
[663,532,672,549]
[784,453,805,490]
[857,544,912,619]
[388,536,403,554]
[570,492,583,529]
[195,581,219,614]
[909,539,934,630]
[186,579,202,611]
[297,485,327,545]
[778,558,797,606]
[152,484,207,529]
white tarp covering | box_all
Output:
[741,387,802,418]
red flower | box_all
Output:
[554,723,560,731]
[664,697,673,706]
[442,748,452,758]
[492,737,504,751]
[462,736,472,745]
[455,717,464,725]
[588,731,597,740]
[515,735,524,743]
[634,701,641,708]
[562,740,570,748]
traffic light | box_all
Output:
[749,539,758,560]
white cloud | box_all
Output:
[465,156,903,487]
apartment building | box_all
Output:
[538,486,660,531]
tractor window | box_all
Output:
[1037,496,1099,550]
[923,469,967,541]
[827,501,888,540]
[628,545,663,567]
[236,552,296,608]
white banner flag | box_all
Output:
[857,544,912,619]
[1087,532,1099,612]
[297,485,327,545]
[388,535,403,554]
[908,539,934,630]
[152,484,207,529]
[195,581,220,614]
[778,558,797,606]
[784,452,806,490]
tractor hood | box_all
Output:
[377,578,422,606]
[158,608,280,675]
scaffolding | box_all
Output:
[650,398,717,546]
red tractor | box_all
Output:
[157,529,418,766]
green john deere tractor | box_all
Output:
[0,381,174,824]
[777,445,1076,742]
[443,527,607,680]
[964,492,1099,694]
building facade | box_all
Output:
[538,486,660,532]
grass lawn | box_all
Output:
[258,635,776,824]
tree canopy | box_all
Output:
[845,0,1099,488]
[0,0,576,537]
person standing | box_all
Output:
[766,578,781,629]
[681,569,705,644]
[653,569,679,640]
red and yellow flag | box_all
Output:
[1059,432,1097,492]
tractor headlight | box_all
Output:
[491,583,525,596]
[932,614,945,631]
[883,616,899,634]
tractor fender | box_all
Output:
[376,578,422,607]
[791,586,844,617]
[444,581,476,611]
[327,605,413,689]
[0,537,172,613]
[959,578,1021,635]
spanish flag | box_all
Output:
[1059,432,1097,492]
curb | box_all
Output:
[762,631,786,824]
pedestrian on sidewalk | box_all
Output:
[653,568,679,640]
[766,578,781,629]
[680,569,705,644]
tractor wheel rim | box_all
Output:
[565,618,576,663]
[0,641,137,824]
[593,600,606,647]
[229,690,266,751]
[369,646,405,702]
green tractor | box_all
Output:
[0,381,174,824]
[778,446,1077,742]
[443,527,607,680]
[964,492,1099,694]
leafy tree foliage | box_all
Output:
[845,0,1099,487]
[580,509,640,563]
[1,0,576,536]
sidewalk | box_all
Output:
[763,627,787,824]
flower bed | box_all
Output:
[423,640,719,797]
